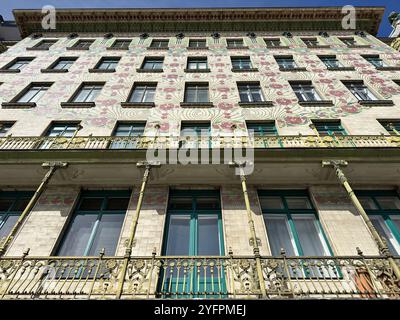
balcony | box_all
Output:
[0,252,398,299]
[0,134,399,151]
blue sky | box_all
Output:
[1,0,398,36]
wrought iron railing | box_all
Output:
[0,250,399,299]
[0,134,399,151]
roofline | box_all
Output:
[12,6,385,37]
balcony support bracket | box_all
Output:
[229,161,267,298]
[322,159,400,282]
[0,162,68,256]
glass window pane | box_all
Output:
[359,197,378,210]
[0,199,13,211]
[165,215,191,255]
[88,213,125,256]
[79,198,103,211]
[168,198,192,210]
[57,214,98,256]
[105,198,130,211]
[259,196,284,210]
[198,215,220,255]
[11,198,30,211]
[292,215,330,256]
[375,197,400,210]
[371,216,400,255]
[264,215,297,256]
[286,197,312,209]
[0,215,19,240]
[196,197,219,210]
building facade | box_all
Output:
[0,7,399,299]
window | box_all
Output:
[238,83,264,102]
[110,40,131,49]
[356,191,400,256]
[16,83,52,103]
[265,38,282,47]
[95,57,120,70]
[187,57,208,70]
[181,122,211,136]
[161,190,225,296]
[290,82,322,102]
[302,38,319,47]
[231,57,252,70]
[312,120,346,136]
[40,122,81,149]
[227,39,244,48]
[128,84,156,103]
[184,84,209,103]
[340,38,356,46]
[71,83,104,103]
[71,40,94,49]
[343,81,378,101]
[363,55,387,68]
[275,56,297,69]
[378,120,400,135]
[259,190,332,258]
[188,39,207,48]
[0,192,33,241]
[51,57,76,70]
[150,40,169,48]
[0,122,14,137]
[319,56,343,69]
[4,58,34,70]
[110,122,145,149]
[31,40,56,50]
[56,191,130,256]
[141,57,164,70]
[246,121,276,136]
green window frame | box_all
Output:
[258,190,333,257]
[0,192,34,241]
[56,190,131,257]
[312,120,347,136]
[160,190,226,297]
[356,190,400,256]
[246,121,277,136]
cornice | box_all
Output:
[13,7,385,37]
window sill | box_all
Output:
[227,46,249,50]
[147,47,169,50]
[66,47,90,51]
[0,69,20,73]
[136,69,163,73]
[187,47,209,50]
[376,66,400,71]
[231,68,259,72]
[2,102,36,108]
[180,102,214,108]
[327,67,355,71]
[299,100,334,106]
[60,102,95,108]
[184,68,211,73]
[88,69,116,73]
[358,100,394,106]
[121,102,155,108]
[306,45,331,49]
[346,45,371,48]
[239,101,274,107]
[26,47,49,51]
[41,69,68,73]
[266,46,290,49]
[279,67,308,72]
[106,47,129,50]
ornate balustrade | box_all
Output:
[0,251,398,299]
[0,134,400,151]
